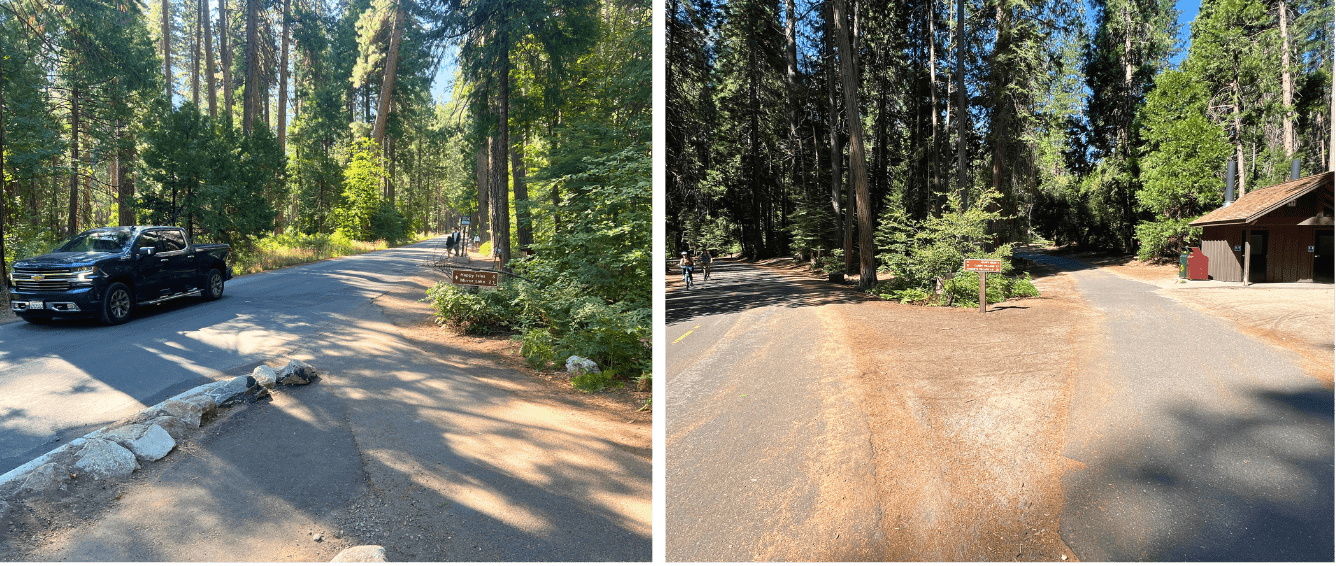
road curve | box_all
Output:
[0,238,451,475]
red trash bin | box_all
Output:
[1187,247,1209,280]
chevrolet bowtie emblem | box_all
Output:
[31,274,44,281]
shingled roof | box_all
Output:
[1189,171,1333,227]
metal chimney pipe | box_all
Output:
[1225,160,1236,205]
[1291,159,1301,180]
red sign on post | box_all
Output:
[452,270,498,287]
[962,258,1002,273]
[963,259,1002,314]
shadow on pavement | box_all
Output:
[1061,383,1334,561]
[666,259,872,324]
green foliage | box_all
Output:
[875,191,1013,292]
[425,281,522,335]
[140,103,282,246]
[479,240,492,257]
[941,273,1041,308]
[1135,218,1201,261]
[1135,69,1232,260]
[572,369,621,393]
[517,327,556,370]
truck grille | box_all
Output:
[11,268,79,292]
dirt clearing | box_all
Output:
[740,257,1084,561]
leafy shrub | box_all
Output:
[1135,218,1199,261]
[425,281,521,334]
[942,273,1039,307]
[818,255,843,274]
[572,369,621,393]
[517,327,556,369]
[875,191,1012,292]
[479,241,492,257]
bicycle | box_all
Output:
[682,265,694,289]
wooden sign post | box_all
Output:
[962,258,1002,314]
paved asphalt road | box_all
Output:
[1018,253,1334,561]
[666,259,886,561]
[1,239,439,475]
[1,237,650,561]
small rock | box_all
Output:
[565,356,599,377]
[124,424,175,462]
[252,365,278,388]
[1061,555,1068,561]
[147,415,192,439]
[73,439,139,480]
[19,463,68,496]
[331,545,387,562]
[313,532,324,542]
[278,360,318,386]
[209,375,257,406]
[154,399,206,428]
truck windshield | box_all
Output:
[58,228,134,253]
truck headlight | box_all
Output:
[71,266,99,285]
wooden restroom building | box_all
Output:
[1189,171,1334,283]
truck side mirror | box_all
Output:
[138,247,156,258]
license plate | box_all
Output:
[28,301,43,310]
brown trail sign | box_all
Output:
[962,259,1003,313]
[452,270,499,287]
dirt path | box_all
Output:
[828,268,1085,561]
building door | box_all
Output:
[1316,230,1334,283]
[1249,230,1269,283]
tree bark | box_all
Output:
[956,0,968,208]
[204,0,216,118]
[163,0,172,104]
[477,140,490,238]
[490,33,512,268]
[1280,0,1293,158]
[831,0,876,289]
[372,1,405,147]
[824,0,843,253]
[221,0,233,123]
[278,0,291,150]
[512,135,532,247]
[192,0,201,108]
[242,0,258,134]
[928,0,938,219]
[68,86,80,236]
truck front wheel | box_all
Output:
[100,283,134,325]
[201,268,224,300]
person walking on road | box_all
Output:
[451,228,462,256]
[679,251,695,289]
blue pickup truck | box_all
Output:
[7,226,232,325]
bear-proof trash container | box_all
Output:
[1187,246,1209,280]
[1179,251,1190,279]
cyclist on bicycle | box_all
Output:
[679,251,695,289]
[699,249,712,280]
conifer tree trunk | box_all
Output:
[490,34,512,268]
[163,0,172,104]
[1280,0,1293,158]
[242,0,258,133]
[372,1,405,147]
[68,87,80,236]
[476,141,490,238]
[204,0,217,118]
[192,0,201,108]
[221,0,233,122]
[956,0,967,208]
[512,135,532,247]
[831,0,875,288]
[823,0,843,254]
[278,0,290,150]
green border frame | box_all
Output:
[651,0,662,560]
